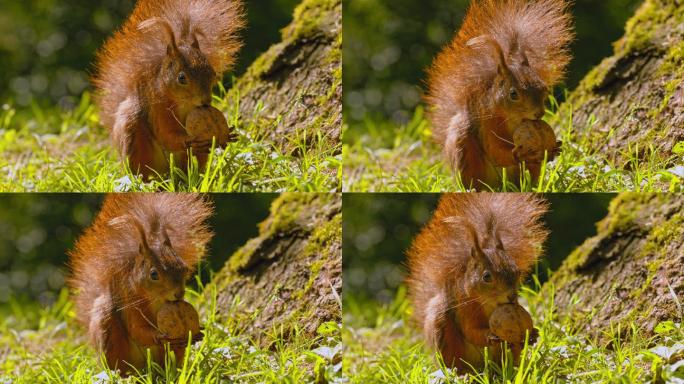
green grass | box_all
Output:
[343,281,684,383]
[343,100,684,192]
[0,278,342,383]
[0,86,341,192]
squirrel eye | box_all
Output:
[482,271,493,283]
[509,88,520,101]
[150,268,159,281]
[177,72,188,85]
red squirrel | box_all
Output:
[92,0,245,177]
[68,194,213,374]
[407,194,548,371]
[426,0,573,188]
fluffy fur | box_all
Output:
[68,194,213,351]
[92,0,244,130]
[407,193,549,369]
[426,0,573,186]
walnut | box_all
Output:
[512,120,558,163]
[489,303,534,344]
[185,105,232,146]
[157,300,201,340]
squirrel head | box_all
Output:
[139,18,217,113]
[444,216,521,314]
[110,214,190,304]
[467,35,547,123]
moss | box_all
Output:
[658,41,684,75]
[617,0,684,56]
[622,210,682,321]
[226,0,339,102]
[302,211,341,260]
[596,193,649,234]
[284,0,339,42]
[649,41,684,118]
[259,193,319,235]
[551,194,656,282]
[226,237,261,273]
[640,211,684,256]
[225,194,331,273]
[573,62,612,95]
[296,260,325,300]
[557,0,684,144]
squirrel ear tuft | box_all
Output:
[109,215,151,256]
[495,233,505,251]
[138,17,179,55]
[468,34,514,81]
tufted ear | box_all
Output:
[160,226,186,267]
[190,26,206,50]
[495,232,505,251]
[467,34,514,83]
[444,216,484,260]
[108,215,150,259]
[138,17,179,57]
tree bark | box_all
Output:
[547,194,684,342]
[226,0,342,154]
[204,193,341,346]
[554,0,684,163]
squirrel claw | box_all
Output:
[528,327,539,344]
[156,330,204,347]
[153,332,168,345]
[487,332,502,345]
[226,131,239,143]
[513,145,544,164]
[551,141,563,158]
[185,139,213,153]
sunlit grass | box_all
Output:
[343,100,684,192]
[0,275,342,383]
[343,278,684,383]
[0,86,341,192]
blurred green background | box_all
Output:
[342,193,615,305]
[343,0,643,134]
[0,194,276,307]
[0,0,299,110]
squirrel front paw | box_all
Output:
[513,143,545,164]
[226,129,239,143]
[551,141,562,159]
[486,332,503,345]
[155,330,204,347]
[153,331,168,345]
[527,327,539,344]
[184,138,213,153]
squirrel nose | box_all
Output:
[174,290,184,301]
[507,293,517,303]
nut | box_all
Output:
[488,303,534,343]
[185,105,230,144]
[157,300,200,340]
[512,120,557,163]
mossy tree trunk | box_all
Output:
[555,0,684,163]
[226,0,341,154]
[546,194,683,342]
[203,193,341,346]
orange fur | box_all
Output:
[68,194,213,374]
[426,0,573,188]
[92,0,245,177]
[407,193,548,371]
